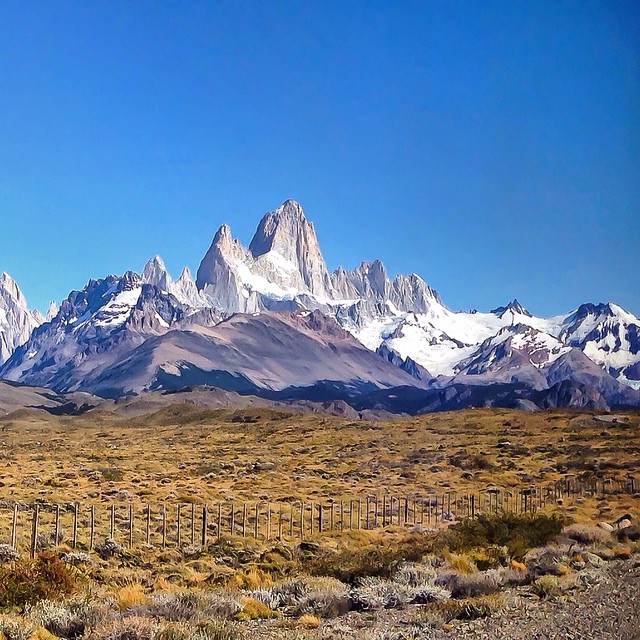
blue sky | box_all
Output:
[0,1,638,316]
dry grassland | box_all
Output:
[0,405,638,516]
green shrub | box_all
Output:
[0,552,77,609]
[303,536,434,584]
[442,513,564,559]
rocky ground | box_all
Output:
[425,559,640,640]
[245,557,640,639]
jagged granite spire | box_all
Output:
[0,272,45,364]
[248,199,332,297]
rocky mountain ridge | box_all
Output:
[1,199,638,411]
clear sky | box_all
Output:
[0,0,638,317]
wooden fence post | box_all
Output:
[201,504,208,547]
[217,502,222,542]
[191,503,196,545]
[129,504,134,548]
[11,504,18,549]
[176,504,181,548]
[90,505,95,550]
[146,504,151,545]
[266,503,271,540]
[110,504,115,539]
[54,504,60,547]
[254,503,259,539]
[30,504,40,559]
[72,503,78,549]
[242,503,247,537]
[162,504,167,549]
[310,502,314,535]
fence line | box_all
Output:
[1,476,636,556]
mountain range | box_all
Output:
[1,199,638,414]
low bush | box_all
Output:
[116,584,148,610]
[194,621,246,640]
[296,614,321,629]
[60,551,92,567]
[531,574,575,599]
[0,617,35,640]
[435,570,502,599]
[524,546,568,577]
[131,591,241,622]
[0,546,19,565]
[303,535,434,584]
[94,538,124,560]
[290,580,350,619]
[415,595,504,628]
[563,524,610,545]
[234,597,280,621]
[443,513,564,559]
[26,600,84,639]
[0,552,78,609]
[350,576,413,611]
[92,616,158,640]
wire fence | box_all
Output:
[1,476,636,557]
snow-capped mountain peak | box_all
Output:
[0,273,44,365]
[491,298,531,318]
[557,302,640,388]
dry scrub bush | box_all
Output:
[156,621,245,640]
[92,616,159,640]
[26,600,85,639]
[95,538,124,560]
[116,584,148,610]
[234,597,280,621]
[0,545,19,564]
[0,617,35,640]
[61,551,92,567]
[415,595,504,628]
[435,569,502,599]
[131,591,242,622]
[524,546,568,577]
[532,574,576,599]
[562,524,610,545]
[296,614,321,630]
[350,576,413,611]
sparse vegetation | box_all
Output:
[0,406,637,638]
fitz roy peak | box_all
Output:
[1,199,639,411]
